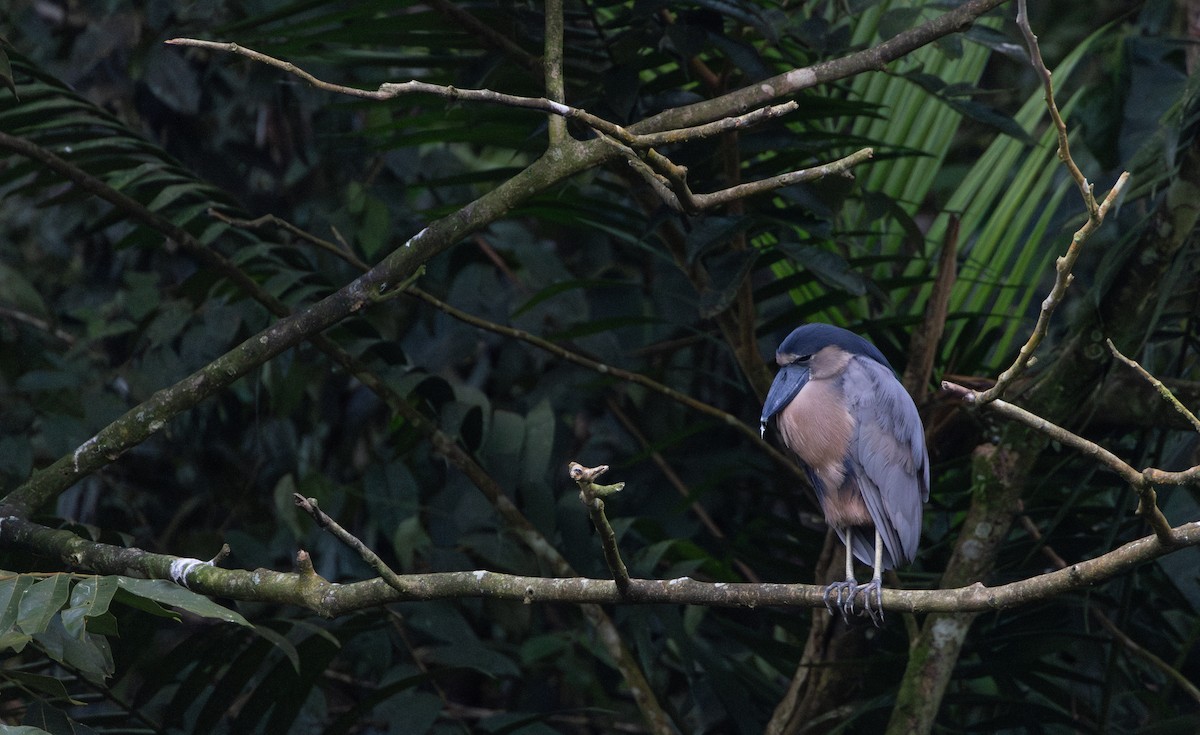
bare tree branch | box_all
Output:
[903,217,958,401]
[569,462,632,596]
[941,381,1181,543]
[1107,338,1200,434]
[2,513,1197,617]
[544,0,567,146]
[636,0,1014,135]
[1016,0,1095,215]
[294,494,408,595]
[0,121,679,735]
[970,170,1129,404]
[966,1,1131,404]
[890,4,1137,732]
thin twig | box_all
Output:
[165,38,845,215]
[293,494,411,595]
[965,0,1131,405]
[973,170,1129,404]
[1107,339,1200,434]
[634,101,800,148]
[903,216,958,402]
[569,462,632,596]
[165,37,635,140]
[682,147,872,212]
[1016,0,1094,213]
[614,139,872,214]
[941,381,1178,544]
[209,209,372,271]
[605,396,761,583]
[0,305,77,345]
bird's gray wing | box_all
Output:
[840,356,929,568]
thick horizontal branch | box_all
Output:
[2,513,1196,618]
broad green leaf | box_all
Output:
[0,670,82,705]
[699,250,759,318]
[519,398,556,489]
[429,643,520,679]
[485,409,525,459]
[392,516,431,569]
[83,612,118,637]
[17,575,71,636]
[358,195,391,259]
[18,700,99,735]
[0,630,33,653]
[144,182,205,213]
[115,578,251,627]
[519,634,570,665]
[777,243,868,296]
[252,623,302,674]
[60,576,118,639]
[31,616,114,679]
[274,473,305,539]
[684,216,754,263]
[0,263,49,319]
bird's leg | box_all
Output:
[859,526,885,626]
[822,533,858,620]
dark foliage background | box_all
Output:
[1,0,1198,733]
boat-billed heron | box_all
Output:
[760,324,929,624]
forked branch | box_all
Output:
[960,0,1130,405]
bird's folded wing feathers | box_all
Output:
[842,356,929,568]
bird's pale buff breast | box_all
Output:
[777,352,873,529]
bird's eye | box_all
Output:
[796,354,812,364]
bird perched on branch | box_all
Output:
[760,323,929,624]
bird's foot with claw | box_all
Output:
[824,579,885,626]
[858,578,884,626]
[823,579,856,619]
